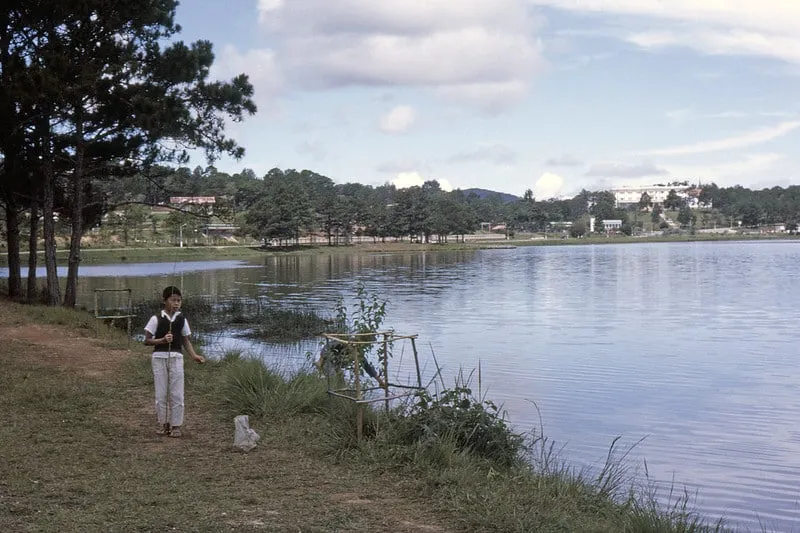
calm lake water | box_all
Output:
[5,241,800,530]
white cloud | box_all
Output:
[533,172,564,199]
[211,45,284,110]
[638,121,800,156]
[295,140,327,161]
[638,121,800,157]
[377,159,424,174]
[627,29,800,64]
[664,109,693,125]
[254,0,544,111]
[532,0,800,64]
[666,109,794,125]
[585,161,668,178]
[545,154,583,167]
[448,144,517,165]
[529,1,800,36]
[393,171,454,192]
[379,105,417,134]
[667,153,785,185]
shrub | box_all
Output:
[387,385,525,468]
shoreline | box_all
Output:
[0,234,800,267]
[1,232,797,267]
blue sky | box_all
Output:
[174,0,800,198]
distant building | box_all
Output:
[170,196,216,205]
[611,185,711,209]
[589,217,623,233]
[480,222,507,233]
[168,196,216,215]
[549,221,573,229]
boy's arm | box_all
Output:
[144,331,173,346]
[183,336,205,364]
[144,316,172,346]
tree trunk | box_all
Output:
[41,121,61,306]
[63,113,85,308]
[27,198,39,303]
[4,201,21,298]
[0,8,20,298]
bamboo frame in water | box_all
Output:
[321,331,425,440]
[94,288,136,343]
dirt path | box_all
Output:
[0,311,452,533]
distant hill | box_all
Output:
[462,188,520,203]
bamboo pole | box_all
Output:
[382,333,389,413]
[126,289,132,344]
[411,337,422,389]
[352,344,363,441]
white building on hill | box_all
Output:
[611,185,708,209]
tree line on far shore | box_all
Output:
[99,165,800,247]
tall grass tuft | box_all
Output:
[221,357,329,419]
[245,307,333,342]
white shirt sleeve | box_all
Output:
[182,319,191,337]
[144,315,159,335]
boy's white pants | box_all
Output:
[152,356,184,427]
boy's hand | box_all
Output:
[164,332,173,344]
[193,354,205,364]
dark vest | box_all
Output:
[152,314,186,353]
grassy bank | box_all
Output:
[0,301,746,532]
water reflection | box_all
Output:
[5,242,800,530]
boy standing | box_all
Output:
[144,286,205,438]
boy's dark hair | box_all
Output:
[162,286,182,300]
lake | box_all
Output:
[4,241,800,531]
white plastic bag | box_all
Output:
[233,415,261,452]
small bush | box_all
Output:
[386,386,525,468]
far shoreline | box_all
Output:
[1,232,798,266]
